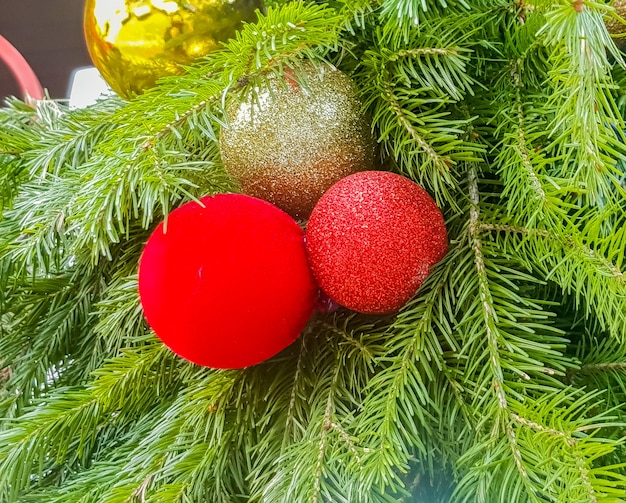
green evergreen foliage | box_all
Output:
[2,0,626,501]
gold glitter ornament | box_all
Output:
[219,64,375,219]
[84,0,263,99]
[606,0,626,38]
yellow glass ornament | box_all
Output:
[84,0,263,99]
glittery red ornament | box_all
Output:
[138,194,317,369]
[305,171,448,314]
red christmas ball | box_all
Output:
[305,171,448,314]
[138,194,317,369]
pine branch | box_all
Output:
[283,338,308,448]
[569,333,626,388]
[336,0,376,33]
[108,371,244,503]
[579,362,626,373]
[461,166,536,496]
[354,259,457,494]
[538,0,626,206]
[255,320,382,503]
[0,267,101,410]
[377,0,472,41]
[445,165,625,502]
[311,355,341,503]
[482,221,626,339]
[0,344,183,500]
[15,412,169,503]
[358,24,483,209]
[493,56,569,227]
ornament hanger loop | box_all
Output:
[0,35,44,104]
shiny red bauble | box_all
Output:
[305,171,448,314]
[138,194,317,369]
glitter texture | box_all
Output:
[305,171,448,314]
[605,0,626,35]
[219,63,375,219]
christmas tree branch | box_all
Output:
[480,222,626,283]
[485,17,572,230]
[576,362,626,375]
[540,1,626,205]
[0,392,105,500]
[93,274,146,356]
[481,219,626,338]
[258,330,375,502]
[383,44,474,102]
[467,168,510,408]
[378,0,472,41]
[500,58,551,217]
[312,318,361,354]
[510,412,577,446]
[384,81,447,166]
[570,333,626,382]
[89,371,242,502]
[447,164,620,500]
[0,2,350,264]
[140,99,213,151]
[328,420,364,465]
[0,343,184,500]
[283,337,307,447]
[358,18,483,210]
[515,390,626,501]
[0,266,105,412]
[366,72,473,209]
[311,357,341,503]
[354,276,451,493]
[466,166,531,486]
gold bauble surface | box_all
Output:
[606,0,626,36]
[219,64,375,219]
[84,0,263,99]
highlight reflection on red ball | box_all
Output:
[306,171,448,314]
[138,194,317,369]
